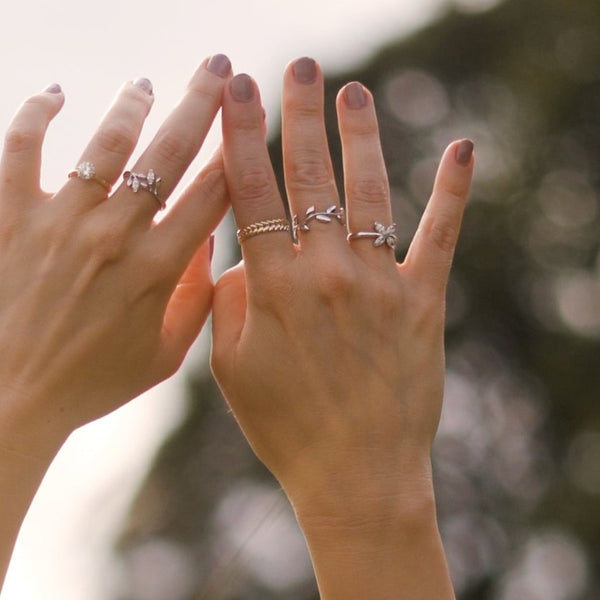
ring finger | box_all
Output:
[60,78,155,209]
[337,81,396,269]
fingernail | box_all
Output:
[45,83,62,94]
[293,57,317,85]
[133,78,153,95]
[207,54,231,78]
[230,74,254,102]
[209,234,215,262]
[344,82,367,109]
[455,139,474,165]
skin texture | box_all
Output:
[0,55,232,588]
[211,58,474,599]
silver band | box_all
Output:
[347,222,398,249]
[68,161,112,193]
[123,169,165,210]
[237,218,291,244]
[293,205,345,237]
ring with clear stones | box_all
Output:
[123,169,165,210]
[68,161,112,193]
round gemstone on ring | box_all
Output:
[77,161,96,179]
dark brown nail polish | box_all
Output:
[344,82,367,109]
[207,54,231,78]
[293,57,317,85]
[230,74,254,102]
[456,139,474,165]
[45,83,62,94]
[133,78,153,95]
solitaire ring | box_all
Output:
[237,218,291,244]
[68,161,112,193]
[347,222,398,249]
[123,169,165,210]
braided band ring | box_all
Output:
[237,218,291,244]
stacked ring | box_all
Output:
[237,218,291,244]
[68,161,112,193]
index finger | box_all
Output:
[222,74,295,267]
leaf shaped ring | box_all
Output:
[123,169,165,210]
[292,204,346,238]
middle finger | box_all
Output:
[110,54,232,223]
[282,58,345,250]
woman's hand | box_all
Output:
[211,58,473,599]
[0,54,232,455]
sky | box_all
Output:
[0,0,495,598]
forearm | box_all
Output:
[294,475,455,600]
[0,418,64,589]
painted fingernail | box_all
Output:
[133,78,153,95]
[344,82,367,109]
[209,234,215,262]
[230,74,254,102]
[45,83,62,94]
[207,54,231,78]
[293,57,317,85]
[455,139,474,165]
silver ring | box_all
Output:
[293,205,345,238]
[68,161,112,193]
[347,222,398,249]
[123,169,165,210]
[237,218,291,244]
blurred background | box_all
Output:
[2,0,600,598]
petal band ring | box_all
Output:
[123,169,165,210]
[237,218,291,244]
[347,222,398,249]
[68,161,112,193]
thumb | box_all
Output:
[155,240,214,377]
[211,261,247,376]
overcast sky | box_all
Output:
[0,0,498,598]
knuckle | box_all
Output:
[287,152,332,190]
[81,219,129,263]
[94,121,137,158]
[237,165,274,203]
[152,129,195,171]
[4,125,38,155]
[348,177,389,207]
[313,261,357,301]
[424,212,459,253]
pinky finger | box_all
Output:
[404,139,474,294]
[0,84,65,197]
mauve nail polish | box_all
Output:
[230,74,254,102]
[293,57,317,84]
[344,82,367,109]
[133,78,153,95]
[456,139,474,165]
[207,54,231,78]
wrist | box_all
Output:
[0,387,69,464]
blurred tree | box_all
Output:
[114,1,600,598]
